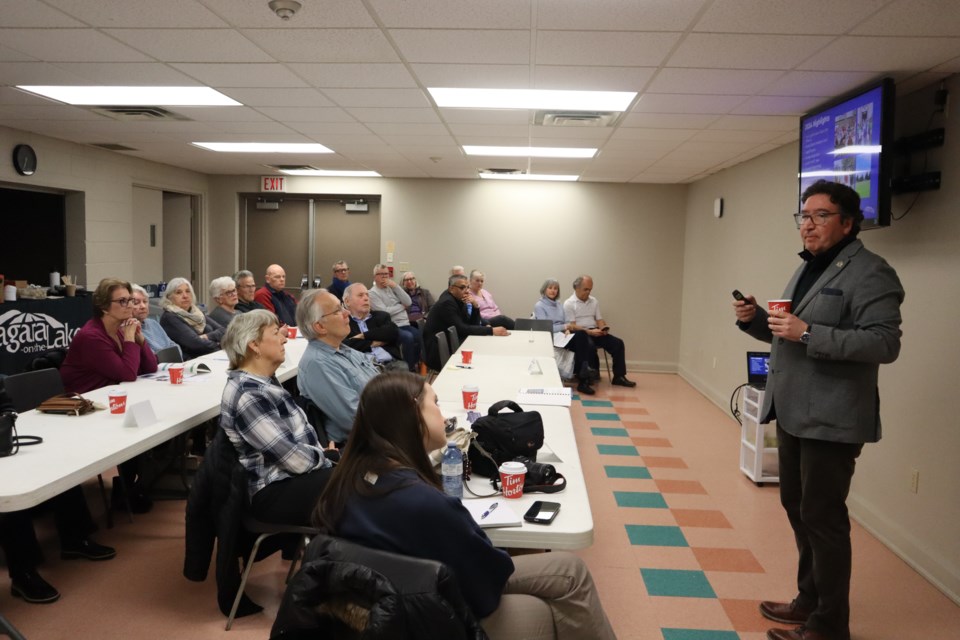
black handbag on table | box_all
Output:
[468,400,544,478]
[0,411,43,457]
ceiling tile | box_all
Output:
[758,71,879,97]
[243,29,399,63]
[608,128,698,142]
[439,109,531,125]
[365,122,449,136]
[693,0,886,34]
[51,62,202,85]
[368,0,531,28]
[0,61,88,84]
[851,0,960,37]
[529,126,614,141]
[411,64,531,89]
[105,29,274,63]
[253,106,357,122]
[289,63,417,88]
[175,106,273,122]
[220,88,333,107]
[0,43,36,63]
[688,129,783,143]
[43,0,229,27]
[646,68,784,95]
[201,0,376,28]
[667,33,834,69]
[894,72,954,96]
[708,114,797,131]
[931,55,960,73]
[537,31,679,66]
[0,29,153,62]
[284,122,372,135]
[537,0,708,31]
[344,107,441,124]
[390,29,530,64]
[621,112,721,128]
[448,123,530,137]
[800,36,960,72]
[533,66,657,91]
[1,0,83,27]
[633,93,747,114]
[322,88,431,108]
[170,63,310,87]
[732,95,824,115]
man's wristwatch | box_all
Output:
[800,325,812,344]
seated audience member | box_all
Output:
[296,289,378,447]
[159,277,225,360]
[449,265,465,277]
[218,310,335,525]
[254,264,297,326]
[314,372,616,639]
[534,278,598,395]
[328,260,351,301]
[402,271,434,323]
[343,283,407,372]
[233,270,264,313]
[468,270,515,330]
[60,277,159,512]
[368,264,421,371]
[208,276,239,326]
[131,284,181,360]
[564,275,636,388]
[0,386,116,605]
[423,275,508,372]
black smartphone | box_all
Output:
[732,289,751,304]
[523,501,561,525]
[600,326,610,332]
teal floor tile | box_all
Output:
[597,444,639,456]
[581,400,614,407]
[585,412,620,421]
[613,491,668,509]
[662,629,739,640]
[641,568,716,598]
[591,426,629,437]
[604,465,651,479]
[625,525,688,547]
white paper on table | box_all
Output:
[517,387,572,407]
[122,400,158,428]
[553,332,574,348]
[461,499,522,528]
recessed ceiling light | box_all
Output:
[479,173,579,182]
[17,86,241,106]
[278,169,381,177]
[429,88,636,112]
[192,142,334,153]
[463,145,596,159]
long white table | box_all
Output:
[436,333,593,550]
[0,337,309,512]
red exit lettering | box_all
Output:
[261,176,286,192]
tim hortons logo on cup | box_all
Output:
[110,397,126,413]
[502,473,523,493]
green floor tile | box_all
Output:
[591,426,629,437]
[625,525,688,547]
[581,400,614,407]
[641,568,716,598]
[585,412,620,421]
[604,465,651,479]
[662,629,739,640]
[597,444,639,456]
[613,491,668,509]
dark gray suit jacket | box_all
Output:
[742,239,904,444]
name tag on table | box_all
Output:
[123,400,158,428]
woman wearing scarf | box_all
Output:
[159,277,225,360]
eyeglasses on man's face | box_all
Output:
[452,284,468,291]
[374,271,390,277]
[793,210,840,228]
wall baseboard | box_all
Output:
[678,367,960,607]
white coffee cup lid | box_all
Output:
[499,461,526,474]
[462,384,479,391]
[110,388,127,396]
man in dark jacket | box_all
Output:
[423,274,508,371]
[343,283,407,371]
[254,264,297,326]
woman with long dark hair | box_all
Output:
[314,372,615,639]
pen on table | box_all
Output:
[455,364,473,369]
[479,503,498,520]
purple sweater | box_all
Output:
[60,318,158,394]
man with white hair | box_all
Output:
[254,263,297,327]
[296,289,378,447]
[368,264,421,371]
[343,283,406,371]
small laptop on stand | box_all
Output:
[746,351,770,389]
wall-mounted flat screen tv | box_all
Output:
[798,78,895,229]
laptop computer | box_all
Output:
[746,351,770,389]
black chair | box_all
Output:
[293,394,331,446]
[435,331,451,370]
[445,325,460,353]
[155,346,183,363]
[514,318,553,332]
[1,370,127,527]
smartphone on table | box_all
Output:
[523,501,561,525]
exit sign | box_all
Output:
[261,176,286,192]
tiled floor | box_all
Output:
[1,373,958,639]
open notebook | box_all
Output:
[517,387,572,407]
[461,499,522,529]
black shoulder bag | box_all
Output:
[0,411,43,457]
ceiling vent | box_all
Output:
[266,164,316,171]
[88,106,191,122]
[89,143,138,152]
[479,168,523,175]
[535,110,621,127]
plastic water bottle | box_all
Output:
[441,442,463,498]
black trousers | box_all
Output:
[777,426,863,640]
[587,333,627,377]
[0,485,97,577]
[249,466,335,527]
[564,331,595,377]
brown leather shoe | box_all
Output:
[759,599,811,624]
[766,626,833,640]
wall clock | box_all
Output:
[13,144,37,176]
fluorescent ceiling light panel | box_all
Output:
[192,142,334,153]
[430,88,635,112]
[463,145,596,159]
[279,169,380,177]
[17,86,240,106]
[479,173,579,182]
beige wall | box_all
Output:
[208,175,688,371]
[680,78,960,601]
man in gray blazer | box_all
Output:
[733,180,904,640]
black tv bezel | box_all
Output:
[798,77,895,229]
